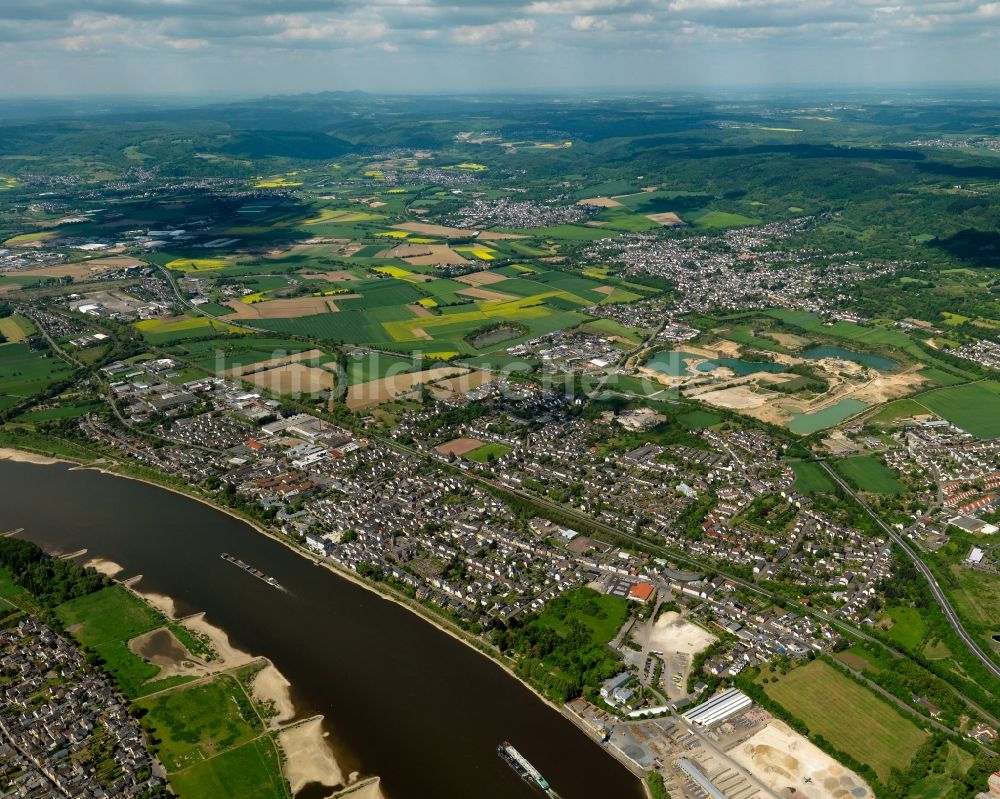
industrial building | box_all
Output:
[682,688,752,727]
[676,758,726,799]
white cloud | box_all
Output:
[2,0,1000,90]
[264,14,387,44]
[452,18,536,46]
[527,0,633,14]
[570,14,612,29]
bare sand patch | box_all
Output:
[713,339,742,357]
[436,437,485,457]
[183,612,255,669]
[379,243,469,265]
[0,448,65,465]
[84,558,124,578]
[730,720,873,799]
[577,197,622,208]
[279,718,344,794]
[640,611,717,655]
[694,386,771,410]
[127,583,254,670]
[453,270,509,287]
[407,303,434,318]
[456,286,518,302]
[814,356,866,377]
[333,777,384,799]
[347,366,468,410]
[646,212,685,227]
[677,344,724,359]
[633,611,716,699]
[225,296,348,320]
[637,365,686,388]
[852,369,928,404]
[133,589,177,618]
[252,663,296,727]
[227,350,325,378]
[247,363,336,395]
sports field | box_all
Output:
[760,659,928,780]
[465,442,511,462]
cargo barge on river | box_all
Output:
[221,552,281,588]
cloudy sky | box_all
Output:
[2,0,999,96]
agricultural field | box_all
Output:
[791,461,837,495]
[676,410,722,429]
[759,659,929,780]
[168,337,318,373]
[834,456,904,495]
[190,264,621,356]
[0,314,35,343]
[691,210,760,229]
[916,381,1000,439]
[15,401,103,423]
[0,342,75,406]
[135,316,246,345]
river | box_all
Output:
[0,459,643,799]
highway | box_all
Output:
[817,459,1000,682]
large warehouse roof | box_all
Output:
[682,688,752,727]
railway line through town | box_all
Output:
[818,459,1000,682]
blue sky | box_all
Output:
[2,0,999,95]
